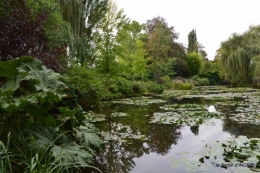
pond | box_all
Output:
[86,86,260,173]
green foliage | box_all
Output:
[145,16,183,79]
[132,81,145,94]
[0,134,12,173]
[174,58,189,78]
[0,57,67,129]
[64,66,103,108]
[186,52,204,77]
[94,0,129,74]
[5,125,102,173]
[58,0,108,66]
[217,25,260,85]
[147,82,165,94]
[199,70,221,85]
[115,77,133,95]
[58,105,87,128]
[116,21,147,79]
[173,80,193,90]
[191,75,209,86]
[161,76,173,89]
[188,29,197,53]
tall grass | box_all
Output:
[0,131,102,173]
[0,133,12,173]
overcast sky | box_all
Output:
[115,0,260,60]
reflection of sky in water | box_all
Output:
[130,120,232,173]
[208,105,216,112]
[96,96,260,173]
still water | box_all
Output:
[89,88,260,173]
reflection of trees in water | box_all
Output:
[223,118,260,138]
[146,124,182,155]
[92,138,149,173]
[190,126,199,136]
[92,116,149,173]
[94,141,134,173]
[92,102,182,172]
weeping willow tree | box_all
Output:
[252,55,260,86]
[217,26,260,85]
[57,0,108,67]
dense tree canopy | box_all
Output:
[0,0,66,71]
[116,21,147,79]
[217,25,260,85]
[94,0,129,74]
[188,29,197,53]
[186,52,204,77]
[144,16,185,79]
[58,0,109,66]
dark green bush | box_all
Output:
[191,75,209,86]
[132,81,144,94]
[161,76,173,89]
[116,77,133,95]
[148,82,165,94]
[64,66,104,108]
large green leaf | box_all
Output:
[0,57,67,117]
[17,59,67,92]
[0,56,33,79]
[24,126,99,166]
[73,125,103,149]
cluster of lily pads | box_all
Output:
[215,100,248,106]
[183,92,251,101]
[101,124,146,143]
[201,136,260,172]
[109,97,166,105]
[85,111,130,123]
[160,104,206,111]
[229,112,260,125]
[150,111,221,126]
[169,136,260,172]
[111,112,129,117]
[85,111,106,122]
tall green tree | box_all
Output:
[188,29,207,58]
[145,16,183,79]
[94,0,129,74]
[116,21,147,79]
[188,29,197,53]
[186,52,204,77]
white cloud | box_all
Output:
[115,0,260,60]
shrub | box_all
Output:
[64,66,104,108]
[161,76,173,89]
[116,77,133,95]
[148,82,165,94]
[197,78,209,86]
[132,81,145,94]
[173,80,193,90]
[191,75,209,86]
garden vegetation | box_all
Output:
[1,0,260,172]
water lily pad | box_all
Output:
[150,110,221,126]
[85,111,106,122]
[111,112,129,117]
[110,97,166,105]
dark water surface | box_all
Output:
[88,89,260,173]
